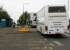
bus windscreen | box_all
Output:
[48,6,66,13]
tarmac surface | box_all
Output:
[0,28,48,50]
[0,27,70,50]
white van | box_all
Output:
[30,13,37,28]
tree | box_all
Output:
[0,7,13,27]
[0,7,11,20]
[18,11,30,25]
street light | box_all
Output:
[23,2,30,25]
[68,0,69,11]
[68,0,69,19]
[23,3,30,13]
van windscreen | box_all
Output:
[48,6,66,13]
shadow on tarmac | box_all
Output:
[37,32,67,39]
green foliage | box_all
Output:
[0,7,11,20]
[18,11,30,25]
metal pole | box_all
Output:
[68,0,69,11]
[23,4,24,13]
[23,3,30,12]
[68,0,69,20]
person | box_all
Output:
[12,22,15,28]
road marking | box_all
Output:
[44,38,47,41]
[64,34,70,37]
[49,43,55,47]
[45,47,53,50]
[53,41,64,46]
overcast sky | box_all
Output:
[0,0,69,23]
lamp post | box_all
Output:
[23,3,30,13]
[68,0,69,11]
[68,0,69,20]
[23,3,30,25]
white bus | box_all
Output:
[37,5,69,35]
[30,13,37,28]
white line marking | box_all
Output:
[64,34,70,37]
[49,43,55,47]
[53,41,64,46]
